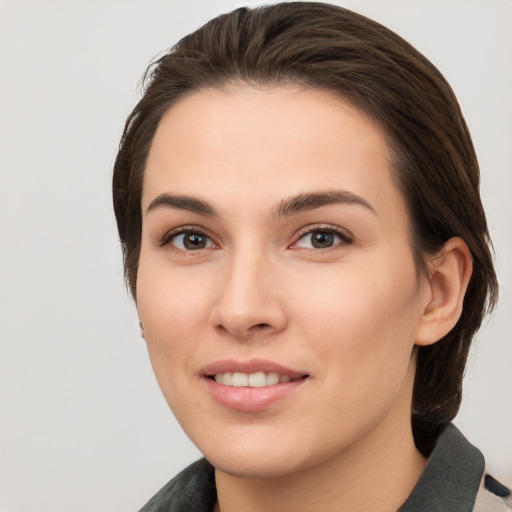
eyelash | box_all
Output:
[291,224,354,250]
[159,224,353,251]
[159,226,216,250]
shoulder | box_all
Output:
[474,473,512,511]
[138,458,216,512]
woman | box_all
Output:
[112,3,509,510]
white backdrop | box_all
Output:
[0,1,510,510]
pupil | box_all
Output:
[184,233,206,250]
[312,231,334,248]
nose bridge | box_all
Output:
[210,242,286,337]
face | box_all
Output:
[137,85,430,478]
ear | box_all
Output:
[139,320,146,340]
[415,237,473,346]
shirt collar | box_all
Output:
[398,424,484,511]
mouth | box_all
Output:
[201,360,310,412]
[211,371,306,387]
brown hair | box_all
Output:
[112,2,498,454]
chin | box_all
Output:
[207,450,306,479]
[195,427,334,480]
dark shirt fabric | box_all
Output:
[139,425,510,512]
[139,458,216,512]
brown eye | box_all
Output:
[294,228,352,250]
[171,232,214,250]
[310,231,335,248]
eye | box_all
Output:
[293,228,352,250]
[163,230,216,251]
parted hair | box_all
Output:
[113,2,498,454]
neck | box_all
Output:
[214,363,426,512]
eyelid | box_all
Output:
[289,224,354,249]
[159,225,218,249]
[157,223,352,251]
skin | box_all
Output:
[136,85,472,511]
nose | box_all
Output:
[209,250,287,340]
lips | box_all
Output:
[201,359,309,412]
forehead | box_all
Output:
[142,85,404,219]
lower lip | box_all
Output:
[202,377,308,412]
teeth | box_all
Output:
[214,371,293,387]
[248,372,265,387]
[232,372,248,387]
[267,373,280,385]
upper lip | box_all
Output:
[201,358,308,379]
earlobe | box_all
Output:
[415,237,473,346]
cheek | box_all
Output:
[137,247,214,325]
[136,262,213,383]
[288,262,422,434]
[291,258,422,373]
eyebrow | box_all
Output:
[145,189,375,218]
[146,193,219,217]
[274,190,376,218]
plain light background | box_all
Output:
[0,1,510,510]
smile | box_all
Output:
[214,371,296,387]
[202,360,310,411]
